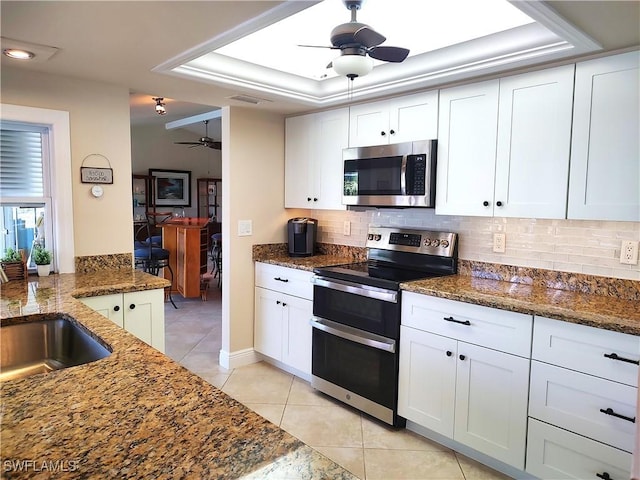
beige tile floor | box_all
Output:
[164,291,512,480]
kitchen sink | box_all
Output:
[1,315,112,382]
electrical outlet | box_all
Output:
[620,240,639,265]
[343,220,351,236]
[493,233,506,253]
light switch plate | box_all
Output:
[238,220,252,236]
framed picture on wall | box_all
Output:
[149,169,191,206]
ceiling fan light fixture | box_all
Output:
[153,97,166,115]
[332,54,373,79]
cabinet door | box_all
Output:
[398,326,457,437]
[284,114,314,208]
[312,108,349,210]
[79,294,124,328]
[436,80,499,216]
[282,294,313,375]
[389,91,439,144]
[454,342,529,469]
[124,289,165,353]
[349,99,390,147]
[568,51,640,221]
[254,287,284,361]
[495,65,574,219]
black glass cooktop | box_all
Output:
[313,262,446,291]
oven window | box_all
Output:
[344,156,403,195]
[312,328,397,409]
[313,286,400,338]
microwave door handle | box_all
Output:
[310,317,396,353]
[400,155,408,195]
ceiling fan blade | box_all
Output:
[353,26,386,48]
[175,141,203,145]
[298,44,339,49]
[368,46,410,63]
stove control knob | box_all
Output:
[431,239,441,247]
[368,234,374,240]
[374,234,382,241]
[440,240,450,248]
[423,239,431,246]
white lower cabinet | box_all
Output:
[526,316,639,479]
[527,418,632,480]
[254,263,313,376]
[79,289,165,353]
[398,292,532,469]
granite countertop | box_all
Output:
[402,275,640,336]
[0,272,355,479]
[254,253,360,272]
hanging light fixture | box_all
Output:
[332,54,373,80]
[153,97,166,115]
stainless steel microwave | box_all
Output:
[342,140,437,208]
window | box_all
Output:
[0,122,53,270]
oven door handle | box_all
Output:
[312,276,398,303]
[310,317,396,353]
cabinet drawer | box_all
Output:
[530,361,637,453]
[526,418,631,480]
[533,316,640,387]
[401,292,532,357]
[255,263,313,300]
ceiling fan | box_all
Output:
[301,0,410,79]
[174,120,221,150]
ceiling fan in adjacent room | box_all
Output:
[300,0,410,79]
[174,120,221,150]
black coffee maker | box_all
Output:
[287,217,317,257]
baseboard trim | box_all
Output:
[218,348,260,370]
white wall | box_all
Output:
[1,67,134,258]
[131,123,221,217]
[220,106,308,367]
[312,209,640,280]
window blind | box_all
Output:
[0,128,44,197]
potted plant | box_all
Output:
[32,245,52,277]
[1,248,27,281]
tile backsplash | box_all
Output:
[312,209,640,281]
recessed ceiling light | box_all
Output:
[3,48,35,60]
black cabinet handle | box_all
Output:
[446,351,453,357]
[459,354,466,361]
[443,316,471,326]
[381,131,386,136]
[274,277,289,283]
[389,129,395,135]
[597,472,612,480]
[276,300,281,305]
[113,306,120,312]
[604,352,639,365]
[313,198,318,202]
[282,303,287,307]
[307,197,312,202]
[599,407,636,423]
[129,304,136,310]
[483,201,489,207]
[496,201,503,207]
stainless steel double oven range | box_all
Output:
[311,226,458,427]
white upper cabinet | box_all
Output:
[285,108,349,210]
[349,91,438,147]
[495,65,574,219]
[437,66,574,218]
[568,51,640,221]
[436,80,499,216]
